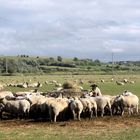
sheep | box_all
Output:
[101,79,105,83]
[17,82,28,88]
[14,92,32,97]
[69,97,83,121]
[0,97,30,119]
[49,98,69,122]
[116,81,124,85]
[123,79,128,83]
[27,82,42,88]
[79,98,97,118]
[45,81,48,85]
[0,84,4,91]
[0,91,14,99]
[121,91,133,96]
[25,94,47,118]
[130,81,135,84]
[113,94,139,115]
[91,96,112,117]
[90,84,102,97]
[86,97,97,118]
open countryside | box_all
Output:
[1,0,140,140]
[0,61,140,139]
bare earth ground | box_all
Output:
[0,114,140,140]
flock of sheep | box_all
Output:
[0,79,139,122]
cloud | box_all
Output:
[0,0,140,61]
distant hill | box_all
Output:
[0,55,140,75]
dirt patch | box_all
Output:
[0,114,140,136]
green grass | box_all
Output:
[1,74,140,97]
[0,74,140,140]
[0,124,139,140]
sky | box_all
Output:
[0,0,140,61]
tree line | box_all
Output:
[0,55,139,75]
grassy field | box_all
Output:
[1,74,140,98]
[0,116,140,140]
[0,74,140,140]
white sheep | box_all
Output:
[0,91,14,99]
[69,97,83,121]
[121,91,133,96]
[0,97,30,119]
[114,94,139,115]
[116,81,124,85]
[130,81,135,84]
[49,98,69,122]
[0,84,4,91]
[123,79,128,83]
[92,96,112,117]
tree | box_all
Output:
[73,57,78,61]
[57,56,62,62]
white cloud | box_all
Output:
[0,0,140,61]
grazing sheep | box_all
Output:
[79,98,93,118]
[0,84,4,91]
[130,81,135,84]
[116,81,124,85]
[49,98,69,122]
[0,91,14,99]
[92,96,112,117]
[0,97,30,119]
[17,82,28,88]
[27,82,42,88]
[114,94,139,115]
[121,91,133,96]
[69,97,83,121]
[25,94,47,118]
[101,79,105,83]
[86,97,97,118]
[123,79,128,83]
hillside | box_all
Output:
[0,55,140,75]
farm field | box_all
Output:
[1,74,140,99]
[0,74,140,140]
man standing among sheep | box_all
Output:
[90,83,102,97]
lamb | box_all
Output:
[114,94,139,115]
[0,97,30,119]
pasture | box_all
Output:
[0,74,140,140]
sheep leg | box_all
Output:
[0,111,2,120]
[94,108,97,118]
[128,107,131,115]
[136,105,139,114]
[54,114,57,123]
[101,108,104,117]
[131,108,133,115]
[72,110,76,120]
[49,108,53,122]
[109,107,112,116]
[120,106,124,116]
[78,111,81,121]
